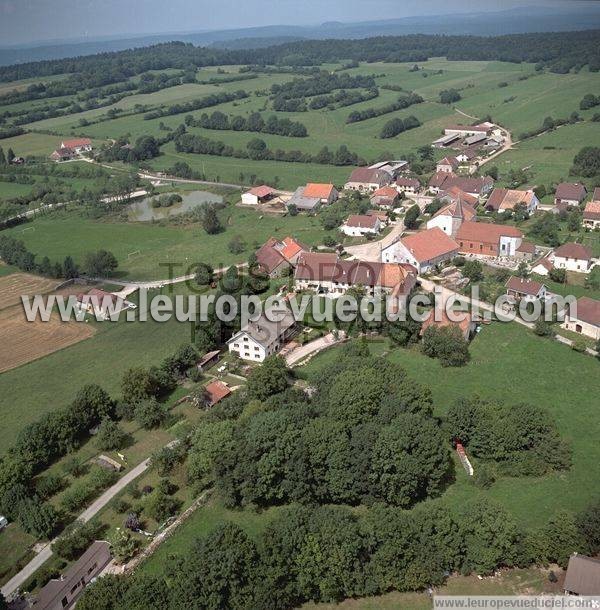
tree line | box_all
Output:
[143,90,248,121]
[380,115,421,138]
[174,132,366,166]
[185,110,308,137]
[346,91,424,123]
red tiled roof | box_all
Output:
[429,171,454,189]
[420,308,473,339]
[438,156,459,168]
[247,185,274,198]
[555,182,587,202]
[440,186,479,208]
[456,221,522,244]
[396,177,421,189]
[516,241,536,254]
[435,197,477,221]
[61,138,91,148]
[443,175,494,196]
[76,288,118,304]
[553,242,593,261]
[280,236,306,260]
[303,183,335,199]
[400,227,460,263]
[204,380,231,407]
[347,167,391,186]
[345,214,379,229]
[371,185,398,198]
[505,276,544,296]
[584,200,600,221]
[569,297,600,327]
[255,238,286,274]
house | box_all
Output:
[564,554,600,596]
[427,198,477,238]
[438,186,479,209]
[35,541,111,610]
[196,350,221,371]
[444,123,493,138]
[76,288,130,320]
[531,256,554,276]
[442,175,494,199]
[345,167,392,192]
[255,236,307,277]
[550,242,594,273]
[583,191,600,229]
[505,276,547,303]
[395,177,421,195]
[366,209,389,226]
[562,297,600,340]
[370,185,399,209]
[60,137,92,153]
[286,187,321,212]
[227,308,297,362]
[381,227,460,274]
[50,147,75,162]
[456,222,524,257]
[428,171,455,194]
[294,252,417,298]
[203,380,232,407]
[420,308,476,341]
[485,188,539,214]
[554,182,587,210]
[455,147,479,164]
[241,185,275,205]
[436,156,459,174]
[341,214,381,237]
[302,183,338,205]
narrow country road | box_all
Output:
[285,331,345,366]
[1,459,150,599]
[344,220,405,262]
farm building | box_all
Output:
[381,227,459,274]
[60,137,92,153]
[341,214,381,237]
[345,167,392,192]
[50,147,75,162]
[456,222,524,257]
[444,123,493,137]
[255,236,307,277]
[203,380,232,407]
[227,308,297,362]
[302,183,338,205]
[241,185,275,205]
[196,350,221,371]
[436,156,459,173]
[562,297,600,340]
[432,133,461,148]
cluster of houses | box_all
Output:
[50,137,93,162]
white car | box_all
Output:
[0,515,8,530]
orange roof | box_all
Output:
[280,236,305,260]
[61,137,91,148]
[377,263,411,289]
[303,183,335,199]
[456,221,522,244]
[248,185,274,198]
[204,380,231,407]
[584,200,600,220]
[400,227,460,263]
[435,196,478,221]
[371,185,398,198]
[420,308,473,339]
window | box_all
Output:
[70,583,79,594]
[62,597,69,608]
[88,563,97,575]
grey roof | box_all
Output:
[228,308,296,349]
[564,554,600,595]
[287,187,321,211]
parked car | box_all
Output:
[0,515,8,530]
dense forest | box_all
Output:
[0,29,598,84]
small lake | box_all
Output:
[127,190,223,221]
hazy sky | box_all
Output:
[0,0,597,46]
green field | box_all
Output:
[300,322,600,529]
[3,201,327,279]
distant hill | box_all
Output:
[1,5,600,66]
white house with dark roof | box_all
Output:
[505,276,547,303]
[341,214,381,237]
[344,167,392,192]
[550,242,595,273]
[227,308,297,362]
[562,297,600,341]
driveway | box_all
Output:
[344,221,404,262]
[285,331,345,366]
[1,459,150,599]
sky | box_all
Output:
[0,0,598,46]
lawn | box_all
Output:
[3,202,327,280]
[300,322,600,530]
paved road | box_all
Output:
[285,332,345,366]
[1,459,150,599]
[344,221,404,262]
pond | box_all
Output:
[127,190,223,221]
